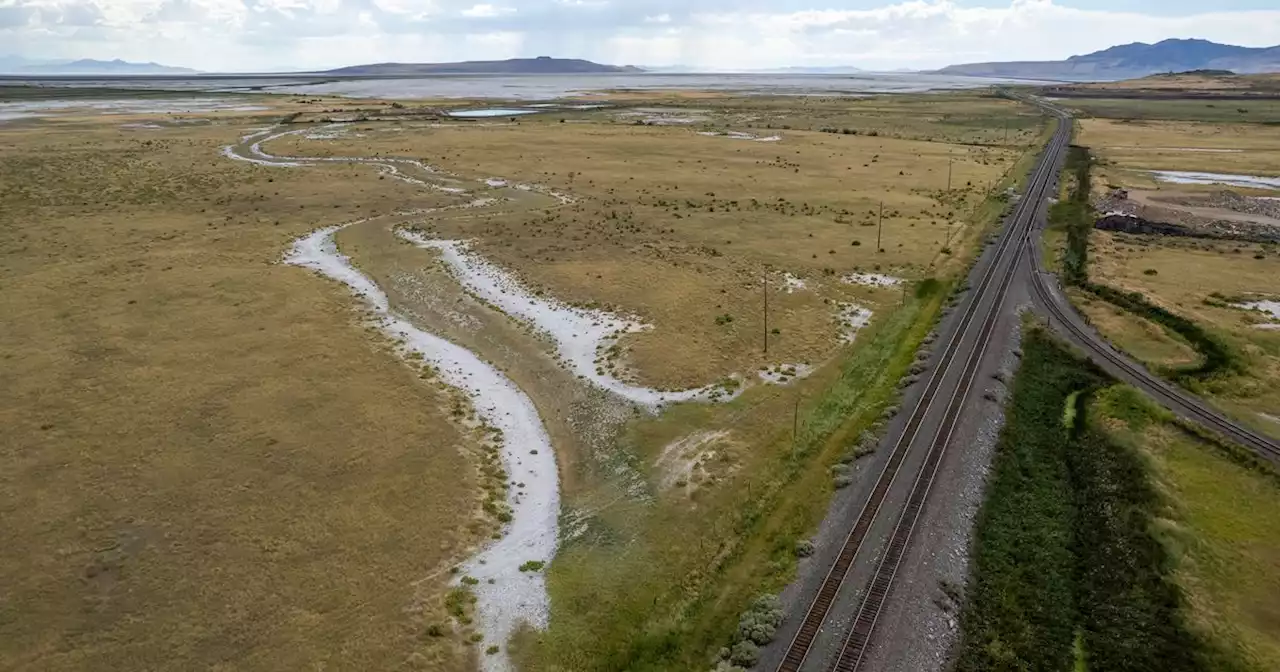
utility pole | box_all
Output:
[876,200,884,252]
[947,156,953,191]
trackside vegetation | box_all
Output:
[956,328,1240,672]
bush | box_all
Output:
[795,539,815,558]
[519,560,546,572]
[729,641,760,667]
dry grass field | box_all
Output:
[1056,72,1280,93]
[1070,287,1202,370]
[1098,393,1280,672]
[1080,118,1280,188]
[270,98,1024,389]
[0,108,490,671]
[1068,117,1280,435]
[1,89,1045,671]
[1087,231,1280,434]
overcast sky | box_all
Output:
[3,0,1280,72]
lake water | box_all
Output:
[447,108,540,117]
[263,72,1035,100]
[1,72,1045,108]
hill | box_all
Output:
[10,58,197,75]
[936,39,1280,81]
[1042,71,1280,99]
[324,57,642,76]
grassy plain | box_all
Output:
[2,88,1044,671]
[1070,288,1202,369]
[1097,386,1280,672]
[0,106,489,670]
[274,95,1028,389]
[1080,118,1280,187]
[1064,97,1280,124]
[1063,116,1280,434]
[1053,72,1280,93]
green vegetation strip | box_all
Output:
[956,329,1229,671]
[1053,143,1237,383]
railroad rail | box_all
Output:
[774,105,1073,672]
[1027,215,1280,464]
[825,106,1072,672]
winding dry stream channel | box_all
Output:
[223,123,740,671]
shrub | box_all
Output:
[729,641,760,667]
[519,560,546,572]
[795,539,815,558]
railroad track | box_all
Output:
[774,106,1073,672]
[1025,218,1280,463]
[1016,101,1280,464]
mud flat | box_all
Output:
[286,225,559,672]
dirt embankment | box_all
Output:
[1094,188,1280,243]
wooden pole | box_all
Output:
[876,201,884,252]
[947,157,953,191]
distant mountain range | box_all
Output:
[935,39,1280,81]
[323,57,642,76]
[0,57,196,75]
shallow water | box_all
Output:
[1150,171,1280,190]
[1238,300,1280,321]
[0,97,266,122]
[262,72,1042,100]
[447,108,540,118]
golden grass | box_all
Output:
[1066,73,1280,92]
[1071,288,1201,369]
[1079,118,1280,185]
[270,112,1018,388]
[1113,420,1280,671]
[1088,231,1280,432]
[1,89,1045,671]
[0,112,490,671]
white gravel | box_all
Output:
[397,231,733,408]
[836,302,874,343]
[757,363,814,385]
[696,130,782,142]
[781,272,808,293]
[286,225,559,672]
[844,272,903,288]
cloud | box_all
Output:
[2,0,1279,72]
[460,3,515,18]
